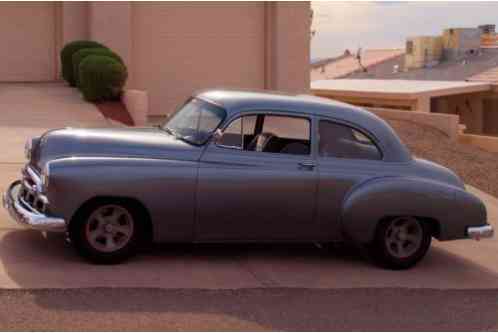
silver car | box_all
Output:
[2,89,493,269]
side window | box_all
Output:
[319,120,382,160]
[218,114,310,155]
[259,115,310,155]
[217,115,257,149]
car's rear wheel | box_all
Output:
[372,216,432,270]
[69,201,142,264]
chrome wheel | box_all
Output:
[85,205,134,253]
[384,217,423,259]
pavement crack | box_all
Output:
[238,257,279,288]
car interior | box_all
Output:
[218,114,311,155]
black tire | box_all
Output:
[371,216,432,270]
[69,199,143,264]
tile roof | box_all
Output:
[310,49,405,81]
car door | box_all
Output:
[195,111,319,241]
[315,118,385,240]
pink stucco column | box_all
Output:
[61,2,89,45]
[88,1,132,69]
[265,2,310,93]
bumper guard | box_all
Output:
[2,180,66,232]
[467,224,494,240]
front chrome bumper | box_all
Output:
[467,224,494,240]
[2,180,66,232]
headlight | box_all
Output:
[24,138,33,160]
[40,163,50,191]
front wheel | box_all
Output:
[69,201,141,264]
[372,216,432,270]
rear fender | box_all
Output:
[341,177,456,244]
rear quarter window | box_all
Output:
[319,120,382,160]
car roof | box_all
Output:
[195,89,412,163]
[196,88,358,116]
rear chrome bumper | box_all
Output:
[2,180,66,232]
[467,224,494,240]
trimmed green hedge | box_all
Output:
[79,55,128,102]
[60,40,106,86]
[72,48,123,87]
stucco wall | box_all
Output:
[61,2,89,45]
[267,2,310,93]
[88,2,131,67]
[6,1,310,116]
[367,107,460,141]
[0,2,56,81]
[130,2,266,115]
[432,93,484,134]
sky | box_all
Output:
[311,1,498,60]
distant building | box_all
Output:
[405,36,443,70]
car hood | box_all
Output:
[31,127,203,170]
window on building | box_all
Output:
[319,120,382,160]
[406,40,414,55]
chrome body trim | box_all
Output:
[25,166,43,192]
[467,224,494,240]
[2,180,66,232]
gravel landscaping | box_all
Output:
[387,119,498,198]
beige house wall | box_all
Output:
[88,2,132,68]
[61,2,89,45]
[483,97,498,136]
[0,2,57,81]
[1,1,310,117]
[367,107,460,141]
[313,87,497,137]
[265,2,310,94]
[85,1,310,116]
[130,2,266,115]
[459,133,498,153]
[432,93,485,134]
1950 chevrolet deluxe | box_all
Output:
[2,90,494,269]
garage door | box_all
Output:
[132,2,265,115]
[0,2,56,81]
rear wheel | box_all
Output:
[69,201,142,264]
[372,216,432,270]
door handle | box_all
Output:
[298,160,316,170]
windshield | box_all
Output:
[163,98,226,145]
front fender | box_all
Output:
[44,156,199,241]
[341,177,466,244]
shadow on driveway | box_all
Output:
[0,230,497,330]
[1,229,498,292]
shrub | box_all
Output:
[72,48,123,88]
[60,40,106,86]
[79,55,128,102]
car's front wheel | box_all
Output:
[69,201,142,264]
[372,216,432,270]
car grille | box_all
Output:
[19,169,46,213]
